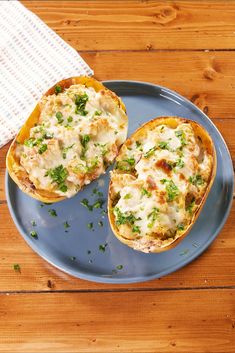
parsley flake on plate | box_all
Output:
[48,209,57,217]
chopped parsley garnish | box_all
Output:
[158,141,169,150]
[94,142,108,156]
[74,93,88,115]
[13,264,21,273]
[81,198,93,211]
[80,134,90,159]
[30,230,38,238]
[93,199,105,209]
[147,207,159,228]
[160,179,179,202]
[59,184,68,192]
[99,243,108,252]
[80,134,90,148]
[124,193,132,200]
[98,221,103,227]
[45,165,68,192]
[132,225,141,234]
[31,220,36,226]
[116,161,133,172]
[43,131,54,139]
[48,209,57,217]
[92,189,104,197]
[175,158,185,168]
[87,250,91,254]
[81,197,105,211]
[177,223,185,231]
[124,157,135,166]
[136,141,143,151]
[160,178,168,184]
[24,137,44,148]
[186,198,195,214]
[175,130,187,147]
[63,221,70,229]
[87,222,93,230]
[189,174,204,186]
[144,146,157,158]
[67,116,73,123]
[87,157,99,172]
[70,256,76,261]
[62,144,74,159]
[55,85,62,95]
[160,126,165,132]
[116,265,123,270]
[114,207,141,227]
[24,136,49,155]
[141,188,152,198]
[114,130,118,135]
[24,138,37,148]
[56,111,63,124]
[94,110,102,116]
[38,144,47,154]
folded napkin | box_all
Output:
[0,1,93,148]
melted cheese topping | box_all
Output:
[110,122,213,251]
[17,84,127,197]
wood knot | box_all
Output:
[154,6,177,24]
[47,279,54,289]
[203,67,217,81]
[146,44,153,51]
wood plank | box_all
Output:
[0,199,234,292]
[21,1,235,50]
[0,290,234,352]
[82,51,235,119]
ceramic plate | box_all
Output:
[6,81,234,283]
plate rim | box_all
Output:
[5,80,234,284]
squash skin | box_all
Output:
[108,116,217,253]
[6,76,127,203]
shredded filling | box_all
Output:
[111,122,213,249]
[16,84,127,197]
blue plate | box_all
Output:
[6,81,234,283]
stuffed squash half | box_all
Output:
[108,117,216,253]
[6,77,128,203]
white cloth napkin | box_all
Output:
[0,1,93,148]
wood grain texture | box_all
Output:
[1,2,235,352]
[21,1,235,50]
[0,290,234,352]
[82,51,235,119]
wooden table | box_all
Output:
[1,1,234,352]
